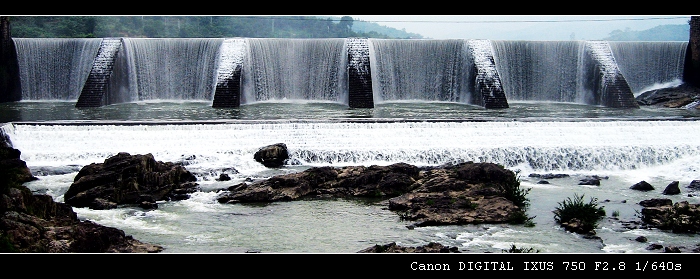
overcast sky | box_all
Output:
[341,15,692,40]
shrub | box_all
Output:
[553,194,606,232]
[502,244,540,253]
[499,173,534,225]
[499,173,530,209]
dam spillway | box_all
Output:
[6,38,688,109]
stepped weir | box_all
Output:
[346,38,374,108]
[467,39,509,109]
[5,37,687,109]
[584,41,639,108]
[212,38,246,108]
[75,38,122,107]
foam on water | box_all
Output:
[73,206,178,235]
[5,120,700,183]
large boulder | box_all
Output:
[253,143,289,168]
[662,181,681,195]
[688,180,700,190]
[0,141,37,194]
[1,206,163,253]
[630,180,654,191]
[64,152,198,210]
[217,162,527,227]
[635,83,700,107]
[387,163,522,227]
[0,142,162,252]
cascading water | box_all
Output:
[369,39,470,104]
[609,41,688,94]
[491,40,589,103]
[241,38,348,104]
[5,120,700,178]
[119,38,224,101]
[13,38,102,100]
[9,38,690,108]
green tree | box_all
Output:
[339,16,354,36]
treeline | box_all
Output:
[603,24,690,41]
[7,16,423,39]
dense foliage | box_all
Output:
[7,16,423,39]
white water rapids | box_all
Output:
[4,120,700,183]
[4,117,700,253]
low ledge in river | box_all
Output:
[216,161,529,227]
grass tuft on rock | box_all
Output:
[553,194,606,232]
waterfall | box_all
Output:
[369,39,470,104]
[120,38,224,101]
[609,41,688,93]
[8,37,690,108]
[13,38,102,100]
[241,38,348,104]
[491,40,588,103]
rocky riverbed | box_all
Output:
[4,132,700,253]
[0,137,163,252]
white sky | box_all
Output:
[341,15,692,40]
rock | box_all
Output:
[358,242,460,253]
[646,243,664,250]
[639,198,700,233]
[0,142,163,252]
[217,173,231,181]
[639,198,673,207]
[664,246,682,253]
[560,218,594,235]
[579,176,601,186]
[635,83,700,106]
[688,180,700,190]
[528,173,569,179]
[217,162,528,227]
[89,198,118,210]
[137,195,158,210]
[253,143,289,168]
[663,181,681,195]
[63,152,199,209]
[663,96,693,108]
[0,143,37,193]
[630,180,655,191]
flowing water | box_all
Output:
[4,38,699,254]
[3,100,700,253]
